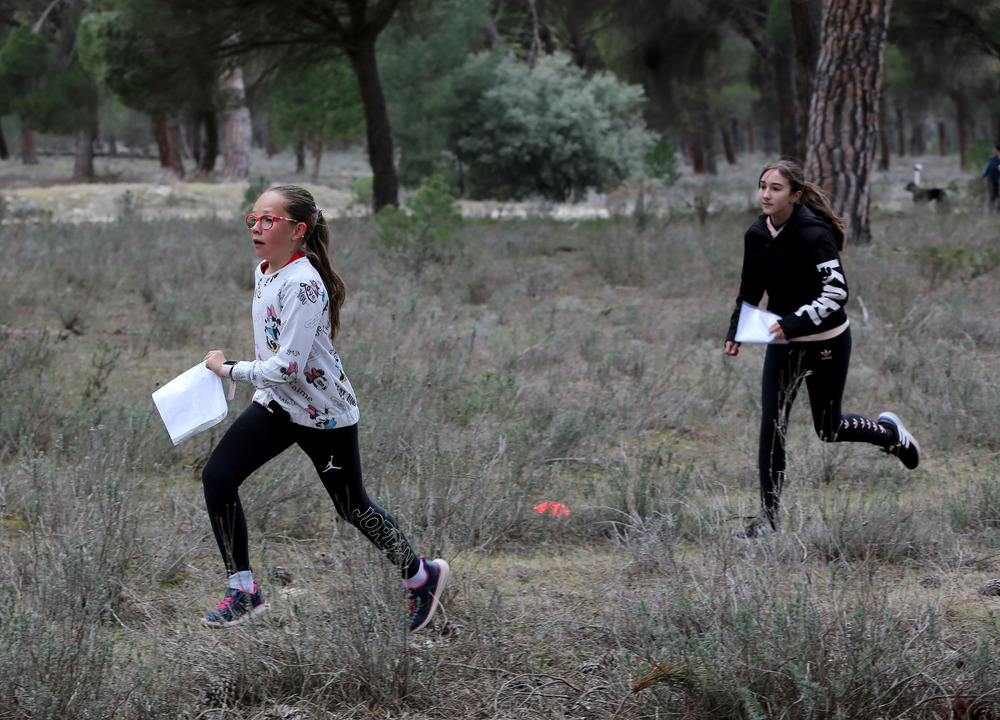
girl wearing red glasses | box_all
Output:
[200,185,448,631]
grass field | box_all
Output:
[1,150,999,719]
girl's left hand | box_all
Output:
[204,350,229,378]
[768,322,786,340]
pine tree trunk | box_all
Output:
[347,36,399,211]
[730,117,743,154]
[188,115,201,167]
[0,123,8,160]
[73,127,95,179]
[295,138,306,173]
[265,117,279,158]
[20,121,38,165]
[805,0,892,245]
[221,67,252,179]
[909,117,925,156]
[684,130,704,173]
[721,123,736,165]
[878,92,890,171]
[955,96,969,170]
[152,114,185,177]
[894,103,905,156]
[791,0,823,162]
[196,111,219,173]
[311,139,323,182]
[774,49,801,160]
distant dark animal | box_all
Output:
[905,181,947,203]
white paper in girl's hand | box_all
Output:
[735,302,789,344]
[152,363,229,445]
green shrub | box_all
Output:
[917,244,1000,284]
[965,137,994,174]
[116,189,144,221]
[243,175,270,210]
[645,134,681,186]
[453,52,655,201]
[351,174,374,207]
[372,174,463,277]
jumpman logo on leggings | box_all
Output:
[323,457,341,472]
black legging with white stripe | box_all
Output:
[757,327,893,529]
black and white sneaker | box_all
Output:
[877,411,921,470]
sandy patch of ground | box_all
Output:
[0,150,980,223]
[2,181,356,224]
[1,180,616,223]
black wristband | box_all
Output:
[223,360,237,378]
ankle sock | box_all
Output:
[403,558,428,589]
[229,570,255,593]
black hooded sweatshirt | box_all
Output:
[726,203,849,343]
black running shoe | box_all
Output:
[406,558,450,633]
[878,411,920,470]
[201,584,270,628]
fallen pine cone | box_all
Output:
[978,579,1000,596]
[937,697,998,720]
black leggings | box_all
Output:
[201,402,420,579]
[758,328,892,527]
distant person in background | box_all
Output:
[723,159,920,538]
[981,145,1000,211]
[200,184,448,631]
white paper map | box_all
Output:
[734,302,788,344]
[152,363,228,445]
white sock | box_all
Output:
[402,559,428,589]
[229,571,254,593]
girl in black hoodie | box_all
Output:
[724,160,919,538]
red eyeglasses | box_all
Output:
[245,214,299,230]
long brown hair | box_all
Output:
[269,184,347,341]
[760,160,847,250]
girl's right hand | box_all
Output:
[724,341,740,356]
[204,350,229,377]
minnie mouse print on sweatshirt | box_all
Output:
[230,252,359,430]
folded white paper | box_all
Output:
[152,363,228,445]
[734,302,788,344]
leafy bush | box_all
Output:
[965,137,994,174]
[371,174,463,277]
[351,174,374,207]
[645,134,681,185]
[242,175,270,211]
[453,52,656,201]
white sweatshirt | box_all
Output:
[230,257,360,429]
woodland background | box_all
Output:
[4,2,1000,720]
[2,1,1000,224]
